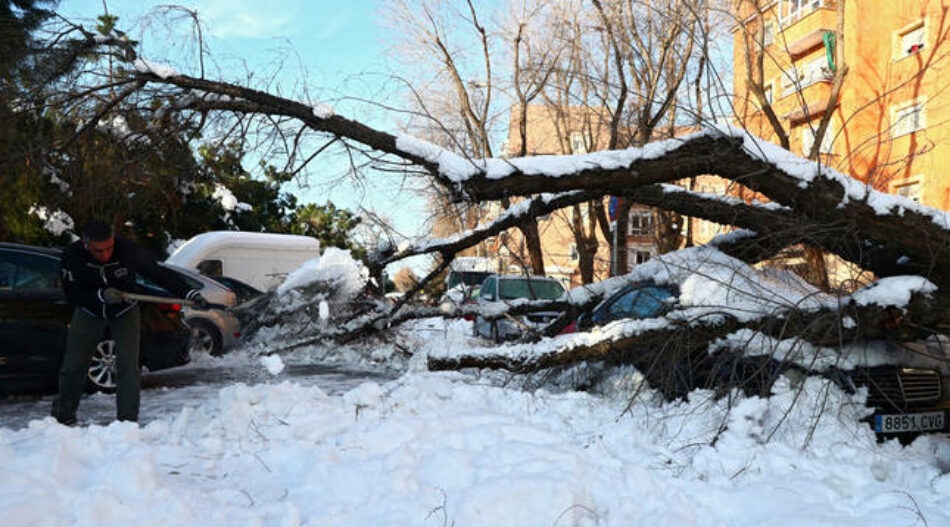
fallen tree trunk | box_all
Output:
[427,289,947,376]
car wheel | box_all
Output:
[189,318,223,356]
[87,338,118,393]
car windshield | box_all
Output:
[498,278,564,300]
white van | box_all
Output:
[166,232,320,292]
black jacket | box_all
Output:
[61,236,198,319]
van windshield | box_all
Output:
[447,271,492,289]
[499,278,564,300]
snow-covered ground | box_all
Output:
[0,352,392,430]
[3,318,950,526]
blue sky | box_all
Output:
[57,0,433,257]
[57,0,391,85]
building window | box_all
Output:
[801,122,834,155]
[569,243,579,262]
[764,84,773,105]
[627,249,652,270]
[895,180,922,202]
[698,219,721,238]
[780,67,800,95]
[781,56,832,96]
[782,0,823,25]
[569,131,589,154]
[895,21,926,60]
[892,99,926,137]
[628,211,653,236]
[763,22,775,47]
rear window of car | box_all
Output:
[499,278,564,300]
[606,285,677,320]
[137,266,203,292]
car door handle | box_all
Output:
[54,299,69,306]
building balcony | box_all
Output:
[786,28,835,59]
[782,84,834,123]
[778,3,838,45]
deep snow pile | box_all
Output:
[3,359,950,526]
[8,245,941,524]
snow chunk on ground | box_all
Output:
[259,354,285,375]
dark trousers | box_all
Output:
[51,306,141,422]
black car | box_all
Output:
[0,242,191,395]
[565,279,949,439]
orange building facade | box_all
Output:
[499,105,613,288]
[733,0,950,210]
[494,106,729,286]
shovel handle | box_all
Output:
[117,291,229,311]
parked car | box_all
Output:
[474,274,565,342]
[563,282,679,334]
[140,263,243,356]
[562,276,950,439]
[0,242,191,395]
[825,358,949,438]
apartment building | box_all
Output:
[733,0,950,210]
[492,105,609,287]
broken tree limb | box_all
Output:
[368,190,603,275]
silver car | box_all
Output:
[157,263,242,355]
[474,274,565,342]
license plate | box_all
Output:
[874,411,945,433]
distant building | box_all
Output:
[502,105,624,287]
[492,106,731,286]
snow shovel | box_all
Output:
[115,290,233,312]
